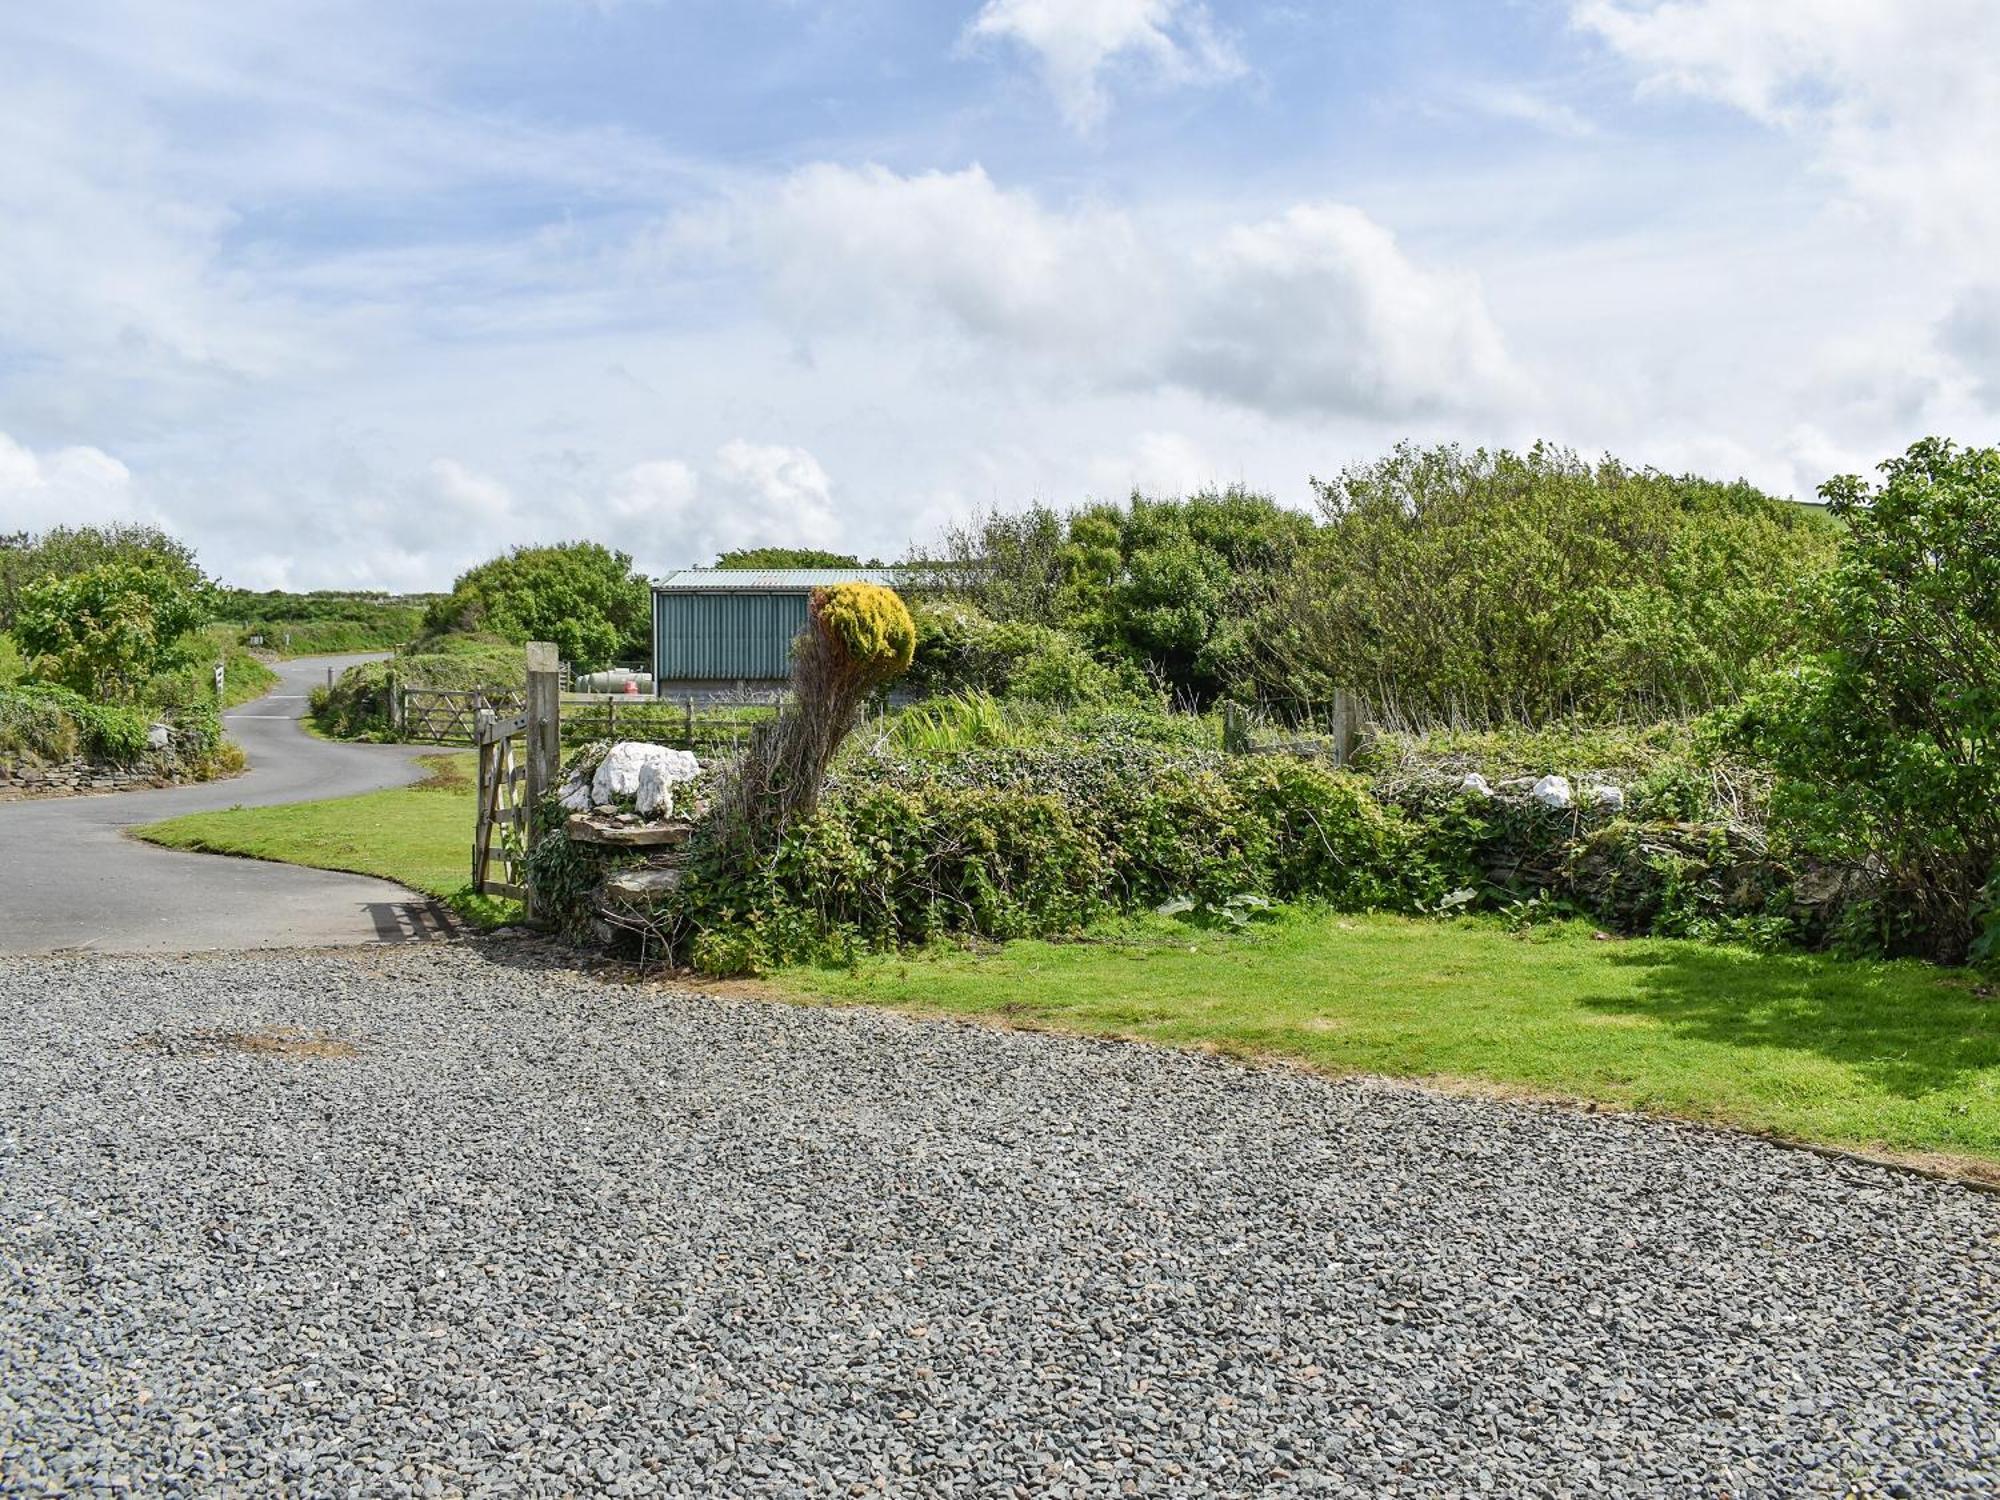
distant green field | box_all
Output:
[213,589,438,656]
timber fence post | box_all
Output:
[523,642,561,924]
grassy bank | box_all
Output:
[135,752,518,928]
[762,911,2000,1180]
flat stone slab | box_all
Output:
[564,814,694,848]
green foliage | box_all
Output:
[0,684,163,764]
[1728,437,2000,963]
[1255,442,1837,726]
[907,599,1146,707]
[424,542,648,671]
[657,744,1411,973]
[713,547,870,569]
[877,693,1220,758]
[814,583,915,682]
[923,487,1314,704]
[0,632,22,687]
[16,560,212,703]
[0,524,207,633]
[213,589,435,655]
[311,640,525,739]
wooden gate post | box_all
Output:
[523,642,561,922]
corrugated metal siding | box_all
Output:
[655,567,905,592]
[654,590,810,681]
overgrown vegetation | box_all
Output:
[1254,443,1838,725]
[423,541,648,672]
[213,589,437,655]
[1728,438,2000,964]
[310,638,525,739]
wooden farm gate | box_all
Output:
[472,643,561,917]
[402,685,524,745]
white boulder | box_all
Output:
[1588,783,1626,812]
[591,742,700,811]
[1530,774,1574,810]
[1460,773,1492,797]
[146,723,172,751]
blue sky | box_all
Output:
[1,0,1995,588]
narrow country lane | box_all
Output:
[0,655,445,954]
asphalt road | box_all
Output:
[0,655,447,954]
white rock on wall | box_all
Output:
[147,723,172,751]
[1530,774,1573,810]
[592,742,701,811]
[1460,773,1492,797]
[1589,784,1626,812]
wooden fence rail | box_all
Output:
[470,644,560,919]
[401,685,525,745]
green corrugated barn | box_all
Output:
[651,568,905,694]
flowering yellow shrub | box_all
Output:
[812,583,916,687]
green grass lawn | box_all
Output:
[135,753,519,928]
[763,911,2000,1180]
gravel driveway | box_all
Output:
[3,947,1995,1497]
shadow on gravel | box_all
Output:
[1581,944,2000,1097]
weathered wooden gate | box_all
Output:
[472,643,561,917]
[405,686,524,745]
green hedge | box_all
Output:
[0,684,219,765]
[540,733,1890,976]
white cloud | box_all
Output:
[1173,204,1521,419]
[607,442,841,567]
[743,163,1522,421]
[1086,430,1218,499]
[0,432,147,534]
[1461,85,1596,139]
[966,0,1244,131]
[1574,0,2000,264]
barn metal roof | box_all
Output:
[653,567,907,593]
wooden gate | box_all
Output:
[405,686,524,745]
[472,643,561,917]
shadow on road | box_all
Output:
[363,901,469,943]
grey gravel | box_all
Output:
[1,945,1996,1497]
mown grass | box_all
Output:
[134,752,519,929]
[763,910,2000,1180]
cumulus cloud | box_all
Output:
[966,0,1244,131]
[1574,0,2000,263]
[0,432,147,533]
[607,442,841,567]
[1085,430,1218,499]
[744,163,1521,421]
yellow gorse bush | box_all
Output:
[812,583,916,686]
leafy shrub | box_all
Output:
[915,487,1315,704]
[0,685,158,764]
[647,744,1415,973]
[1254,442,1837,726]
[907,600,1144,707]
[1728,437,2000,963]
[424,541,648,671]
[1,524,206,634]
[16,560,212,703]
[213,589,434,654]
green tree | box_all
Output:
[16,560,212,703]
[1730,437,2000,963]
[714,547,869,569]
[920,487,1314,703]
[424,542,649,671]
[1254,443,1836,725]
[1,524,207,632]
